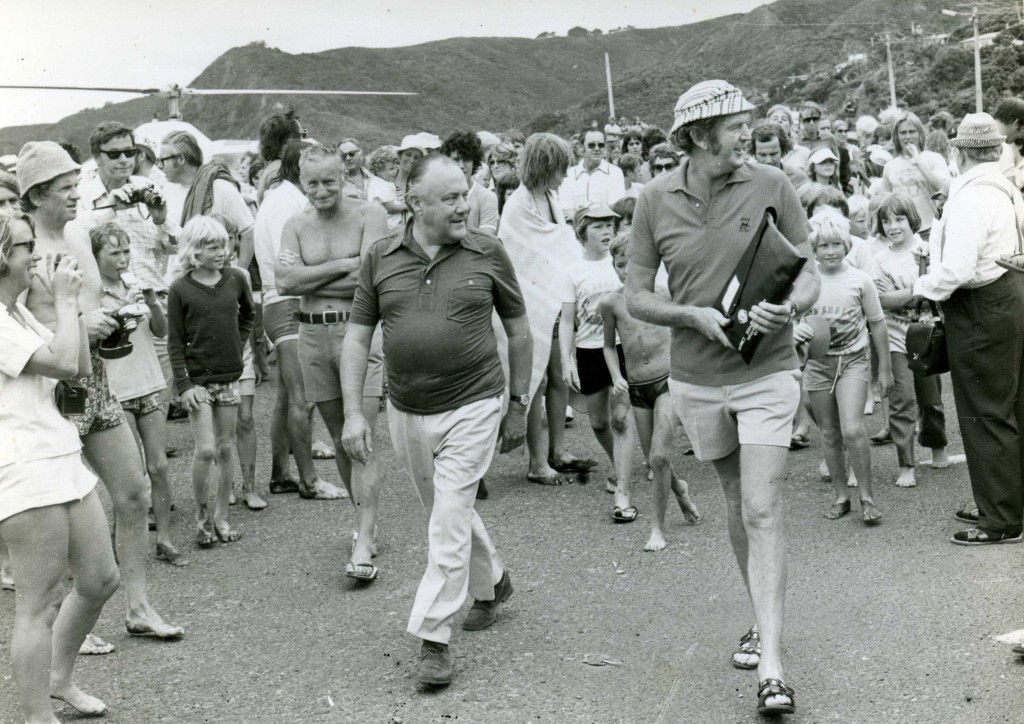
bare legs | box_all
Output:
[712,445,788,705]
[810,376,879,521]
[270,338,321,487]
[583,387,635,512]
[124,409,185,563]
[82,425,182,636]
[236,394,266,510]
[189,403,241,544]
[0,492,119,723]
[315,396,381,566]
[634,395,700,551]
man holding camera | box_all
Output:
[77,122,180,419]
[20,140,184,642]
[77,122,175,293]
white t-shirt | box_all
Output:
[0,302,82,467]
[254,181,307,306]
[566,255,623,349]
[874,243,922,354]
[100,274,166,402]
[806,265,884,356]
[367,175,403,233]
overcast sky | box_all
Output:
[0,0,766,128]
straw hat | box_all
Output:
[950,112,1007,148]
[669,80,756,134]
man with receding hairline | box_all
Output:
[341,155,532,688]
[276,144,386,577]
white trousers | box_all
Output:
[388,395,505,644]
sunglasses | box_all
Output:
[586,142,606,150]
[157,154,182,166]
[652,162,677,171]
[11,239,35,254]
[802,117,821,123]
[100,147,138,160]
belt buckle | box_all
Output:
[322,310,341,324]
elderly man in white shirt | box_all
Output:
[558,128,626,221]
[912,113,1024,546]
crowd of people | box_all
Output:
[1,81,1024,721]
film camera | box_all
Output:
[98,303,149,360]
[124,186,164,208]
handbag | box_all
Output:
[716,208,807,364]
[906,299,948,376]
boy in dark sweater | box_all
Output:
[168,216,255,548]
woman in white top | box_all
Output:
[0,215,120,722]
[882,111,952,240]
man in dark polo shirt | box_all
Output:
[340,155,532,687]
[625,80,819,717]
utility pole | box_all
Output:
[943,6,983,112]
[885,34,898,109]
[604,52,615,119]
[972,5,983,111]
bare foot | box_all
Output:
[930,448,951,468]
[676,492,701,524]
[126,614,185,640]
[228,491,237,506]
[864,397,874,415]
[155,542,190,567]
[78,632,114,656]
[196,523,217,548]
[847,471,858,488]
[895,467,917,487]
[644,530,668,552]
[818,460,831,481]
[214,522,242,543]
[299,480,349,500]
[243,492,267,511]
[51,684,106,716]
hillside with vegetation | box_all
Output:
[2,0,1022,155]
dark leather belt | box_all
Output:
[296,311,350,325]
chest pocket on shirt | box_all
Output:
[446,279,491,324]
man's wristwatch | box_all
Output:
[509,394,530,408]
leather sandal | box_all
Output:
[731,626,760,670]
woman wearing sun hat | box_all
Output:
[912,112,1024,546]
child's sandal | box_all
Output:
[731,626,760,669]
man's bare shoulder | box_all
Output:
[281,207,319,234]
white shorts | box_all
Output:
[669,369,801,461]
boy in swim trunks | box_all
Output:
[600,235,700,551]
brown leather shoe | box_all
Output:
[417,640,452,685]
[463,570,513,631]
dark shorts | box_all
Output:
[576,345,627,396]
[628,374,670,410]
[74,351,127,436]
[264,298,300,345]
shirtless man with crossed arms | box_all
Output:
[276,144,386,578]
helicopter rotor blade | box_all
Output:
[184,88,417,96]
[0,84,161,95]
